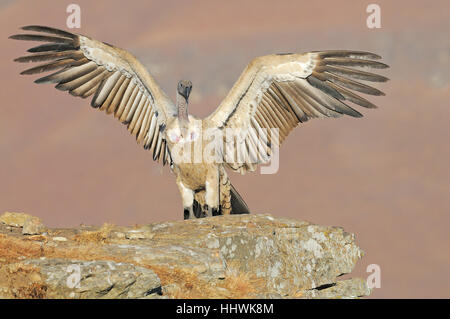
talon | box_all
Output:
[184,207,195,220]
[212,206,221,216]
[202,205,211,218]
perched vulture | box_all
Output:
[10,26,389,219]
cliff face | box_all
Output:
[0,212,370,299]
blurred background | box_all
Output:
[0,0,449,298]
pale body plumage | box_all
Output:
[10,26,389,219]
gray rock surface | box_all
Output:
[22,217,46,235]
[0,212,46,235]
[23,259,162,299]
[0,213,370,298]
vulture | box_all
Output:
[10,26,389,219]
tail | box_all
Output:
[230,183,250,214]
[192,183,250,217]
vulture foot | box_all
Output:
[183,207,195,220]
[201,205,221,218]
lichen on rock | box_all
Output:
[0,213,370,299]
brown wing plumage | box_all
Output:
[206,51,389,174]
[10,25,175,164]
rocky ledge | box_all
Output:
[0,212,370,299]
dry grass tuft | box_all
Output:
[0,262,48,299]
[0,235,43,263]
[73,223,114,244]
[218,271,264,298]
[18,282,48,299]
[147,264,213,299]
[147,264,264,298]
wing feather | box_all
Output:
[115,82,137,118]
[11,25,176,165]
[207,51,389,173]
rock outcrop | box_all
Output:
[0,212,370,298]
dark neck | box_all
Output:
[177,92,189,123]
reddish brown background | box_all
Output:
[1,0,449,298]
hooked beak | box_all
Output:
[180,86,191,101]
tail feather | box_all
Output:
[230,183,250,214]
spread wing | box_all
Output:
[206,51,389,173]
[10,26,176,165]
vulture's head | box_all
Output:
[177,80,192,101]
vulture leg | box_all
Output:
[219,166,232,215]
[205,169,220,217]
[176,179,195,220]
